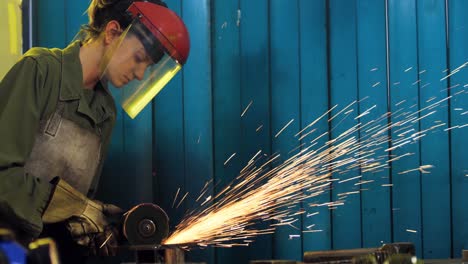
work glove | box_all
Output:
[42,178,124,256]
[66,202,123,256]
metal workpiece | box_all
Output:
[303,242,416,264]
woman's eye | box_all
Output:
[135,54,144,63]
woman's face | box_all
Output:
[104,35,153,88]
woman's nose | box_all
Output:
[134,65,146,81]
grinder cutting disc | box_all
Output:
[123,203,170,245]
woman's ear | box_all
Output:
[104,20,122,45]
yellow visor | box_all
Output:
[101,20,182,119]
[121,54,181,119]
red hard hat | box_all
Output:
[127,2,190,65]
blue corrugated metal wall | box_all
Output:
[33,0,467,263]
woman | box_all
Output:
[0,0,189,260]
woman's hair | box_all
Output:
[81,0,167,43]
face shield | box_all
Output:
[100,2,190,119]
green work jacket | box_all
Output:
[0,41,116,237]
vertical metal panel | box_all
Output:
[356,0,392,248]
[98,89,128,205]
[182,0,214,262]
[212,0,246,263]
[22,0,33,52]
[448,0,468,258]
[35,0,65,47]
[388,0,423,256]
[416,0,451,258]
[153,0,186,234]
[270,0,302,260]
[65,0,88,43]
[101,100,154,209]
[328,0,362,250]
[299,0,332,252]
[238,0,274,260]
[239,0,273,260]
[152,72,186,227]
[121,108,154,205]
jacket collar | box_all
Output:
[58,41,114,124]
[59,41,82,101]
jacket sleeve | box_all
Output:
[0,56,54,237]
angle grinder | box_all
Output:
[120,203,186,264]
[122,203,170,246]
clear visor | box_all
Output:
[101,20,182,119]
